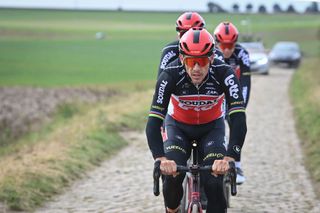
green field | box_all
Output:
[0,9,319,86]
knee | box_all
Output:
[204,176,227,211]
[204,175,224,199]
[163,173,185,186]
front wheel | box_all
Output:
[191,203,200,213]
[223,176,231,208]
[180,176,188,213]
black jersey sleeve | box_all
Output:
[218,64,247,159]
[228,111,247,159]
[157,41,179,78]
[146,71,175,159]
[238,47,251,107]
[221,66,246,115]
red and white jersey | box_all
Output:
[168,94,225,125]
[148,58,245,125]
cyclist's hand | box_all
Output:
[157,158,178,176]
[223,156,235,162]
[211,159,229,177]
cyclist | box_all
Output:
[213,22,251,185]
[158,11,224,78]
[146,28,247,213]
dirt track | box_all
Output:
[17,67,320,213]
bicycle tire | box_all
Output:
[223,179,231,208]
[180,175,189,213]
[191,203,199,213]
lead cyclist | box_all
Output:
[146,28,247,213]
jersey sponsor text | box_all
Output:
[224,74,239,99]
[157,80,168,104]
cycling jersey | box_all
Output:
[222,43,251,107]
[146,58,246,159]
[158,40,225,77]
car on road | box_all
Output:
[268,41,302,68]
[240,42,269,75]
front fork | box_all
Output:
[187,173,203,213]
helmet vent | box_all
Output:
[192,21,200,27]
[186,13,192,20]
[182,42,190,52]
[193,31,200,43]
[201,43,212,53]
[225,24,230,35]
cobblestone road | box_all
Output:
[28,68,320,212]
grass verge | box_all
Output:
[0,89,152,210]
[290,57,320,198]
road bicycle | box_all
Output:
[153,140,237,213]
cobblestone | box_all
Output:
[8,68,319,213]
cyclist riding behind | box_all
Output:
[214,22,251,185]
[158,11,224,78]
[146,28,247,213]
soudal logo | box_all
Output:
[179,100,217,106]
[160,51,176,69]
[224,74,239,99]
[157,80,168,104]
[178,99,218,111]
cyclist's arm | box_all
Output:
[238,48,251,107]
[220,66,247,160]
[146,71,174,159]
[157,42,179,78]
[228,111,247,159]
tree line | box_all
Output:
[207,1,319,14]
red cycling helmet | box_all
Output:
[179,28,214,57]
[176,12,206,32]
[213,22,239,43]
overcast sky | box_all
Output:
[0,0,317,13]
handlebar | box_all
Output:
[176,165,212,173]
[228,161,237,196]
[153,160,161,196]
[153,160,237,196]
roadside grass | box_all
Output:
[0,89,151,210]
[290,57,320,198]
[0,102,87,155]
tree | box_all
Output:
[208,2,215,13]
[287,4,296,13]
[258,5,267,13]
[207,2,226,13]
[273,3,282,13]
[232,3,240,13]
[246,3,253,13]
[305,1,319,13]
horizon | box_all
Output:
[0,0,318,13]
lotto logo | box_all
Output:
[224,74,239,99]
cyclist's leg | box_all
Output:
[162,116,191,211]
[199,120,227,213]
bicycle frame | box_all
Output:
[153,140,237,213]
[179,140,209,213]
